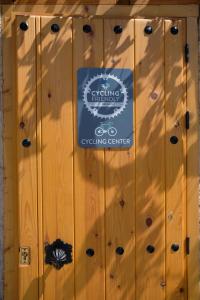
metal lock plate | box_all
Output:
[19,247,31,265]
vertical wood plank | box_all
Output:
[73,18,105,300]
[165,19,187,300]
[186,17,200,300]
[2,6,19,300]
[36,16,44,300]
[16,16,38,300]
[135,19,165,300]
[104,19,135,300]
[41,16,74,300]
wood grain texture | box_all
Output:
[3,0,116,3]
[1,0,200,4]
[131,0,200,3]
[135,18,165,300]
[2,6,19,300]
[104,18,135,300]
[35,16,44,300]
[73,18,105,300]
[40,16,74,300]
[164,19,187,300]
[186,17,200,300]
[16,15,39,300]
[2,6,200,300]
[2,4,199,17]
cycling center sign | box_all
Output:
[78,68,133,148]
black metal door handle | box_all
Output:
[45,239,72,270]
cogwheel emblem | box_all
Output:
[83,73,128,119]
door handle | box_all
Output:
[45,239,72,270]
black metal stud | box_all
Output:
[116,247,124,255]
[83,24,92,33]
[146,245,155,254]
[170,136,178,144]
[144,25,153,35]
[51,24,60,33]
[114,25,123,34]
[171,244,179,252]
[171,26,179,35]
[22,139,31,148]
[20,22,29,31]
[86,248,95,257]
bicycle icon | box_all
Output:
[95,123,117,137]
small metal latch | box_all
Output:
[186,237,190,255]
[185,111,190,130]
[185,43,189,63]
[19,247,31,265]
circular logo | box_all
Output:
[83,73,128,119]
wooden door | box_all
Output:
[14,13,191,300]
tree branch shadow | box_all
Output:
[2,2,199,300]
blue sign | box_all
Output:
[78,68,133,148]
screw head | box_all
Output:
[22,139,31,148]
[171,244,179,252]
[20,22,29,31]
[51,24,60,33]
[171,26,179,35]
[160,281,166,288]
[116,247,124,255]
[146,245,155,254]
[167,211,173,221]
[170,136,178,144]
[83,24,92,33]
[144,25,153,35]
[114,25,123,34]
[86,248,94,257]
